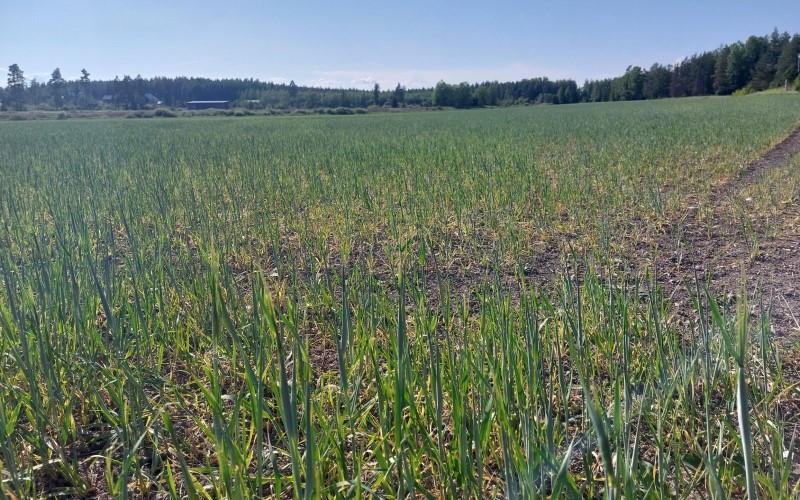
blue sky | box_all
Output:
[1,1,796,89]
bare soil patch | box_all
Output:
[641,125,800,340]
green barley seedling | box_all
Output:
[709,290,756,499]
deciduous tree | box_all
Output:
[432,81,453,107]
[454,82,473,108]
[726,43,749,91]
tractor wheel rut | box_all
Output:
[646,124,800,340]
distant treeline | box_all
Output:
[3,29,799,112]
[583,29,800,102]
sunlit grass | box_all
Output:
[0,95,799,497]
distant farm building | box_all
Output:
[185,100,230,110]
[144,93,161,105]
[101,95,114,104]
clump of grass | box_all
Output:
[153,108,177,118]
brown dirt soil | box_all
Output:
[640,125,800,341]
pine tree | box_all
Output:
[392,83,405,108]
[79,69,92,108]
[48,68,66,108]
[713,46,731,95]
[750,53,774,91]
[773,35,800,86]
[6,64,26,111]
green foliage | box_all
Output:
[7,28,799,114]
[391,83,405,108]
[1,98,800,496]
[774,35,800,85]
[6,63,25,111]
[713,46,732,95]
[48,68,66,108]
[586,29,800,101]
[153,108,177,117]
[372,82,381,106]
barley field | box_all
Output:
[1,95,800,498]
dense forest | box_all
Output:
[3,29,799,112]
[583,29,800,102]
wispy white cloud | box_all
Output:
[350,76,379,88]
[309,78,341,88]
[306,62,573,90]
[27,71,53,83]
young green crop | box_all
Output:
[0,95,799,497]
